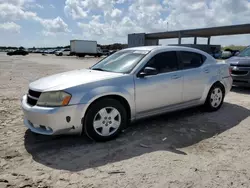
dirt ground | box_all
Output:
[0,53,250,188]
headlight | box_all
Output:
[37,91,71,107]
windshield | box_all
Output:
[91,50,149,73]
[238,47,250,57]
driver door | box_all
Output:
[134,51,183,118]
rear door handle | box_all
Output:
[172,75,181,79]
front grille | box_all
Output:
[233,80,248,83]
[231,64,250,67]
[231,70,248,75]
[27,89,41,106]
[28,89,41,98]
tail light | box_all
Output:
[229,67,232,76]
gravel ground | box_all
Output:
[0,53,250,188]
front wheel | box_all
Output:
[83,98,127,142]
[204,83,225,111]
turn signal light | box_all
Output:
[62,96,71,106]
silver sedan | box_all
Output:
[21,46,232,141]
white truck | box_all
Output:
[70,40,103,57]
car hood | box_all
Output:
[29,69,124,91]
[226,56,250,66]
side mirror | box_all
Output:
[139,67,158,77]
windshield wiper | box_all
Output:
[91,68,105,71]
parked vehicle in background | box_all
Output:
[21,46,232,142]
[49,49,58,54]
[109,50,117,55]
[226,46,250,87]
[55,49,71,56]
[70,40,103,57]
[7,49,29,56]
[102,49,110,56]
[221,50,232,59]
[225,49,240,57]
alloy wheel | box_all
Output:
[210,88,223,108]
[93,107,121,136]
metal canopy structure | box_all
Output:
[146,24,250,39]
[128,24,250,47]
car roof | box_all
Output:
[123,45,212,58]
[126,45,202,51]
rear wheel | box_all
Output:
[83,98,127,142]
[204,83,225,111]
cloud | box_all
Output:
[64,0,88,19]
[0,22,21,33]
[50,4,55,9]
[0,0,35,7]
[37,17,70,35]
[0,3,37,20]
[72,0,250,45]
[110,8,122,18]
[25,3,44,9]
[0,0,69,36]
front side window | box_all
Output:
[145,51,178,74]
[91,50,149,73]
[180,51,206,69]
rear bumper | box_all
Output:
[222,76,233,94]
[21,95,87,135]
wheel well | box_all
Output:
[212,81,225,94]
[84,95,131,121]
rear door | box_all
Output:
[178,51,210,102]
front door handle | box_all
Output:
[204,69,210,73]
[172,75,181,79]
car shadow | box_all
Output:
[231,86,249,94]
[24,102,250,172]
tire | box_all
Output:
[204,83,225,112]
[83,98,127,142]
[59,53,63,56]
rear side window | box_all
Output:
[180,51,206,69]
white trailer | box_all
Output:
[70,40,102,57]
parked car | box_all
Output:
[224,49,240,57]
[221,50,232,59]
[21,46,232,141]
[55,49,70,56]
[102,49,110,56]
[226,46,250,87]
[7,50,29,56]
[109,50,117,55]
[49,49,58,54]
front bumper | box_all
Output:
[231,67,250,87]
[21,95,87,135]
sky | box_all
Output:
[0,0,250,47]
